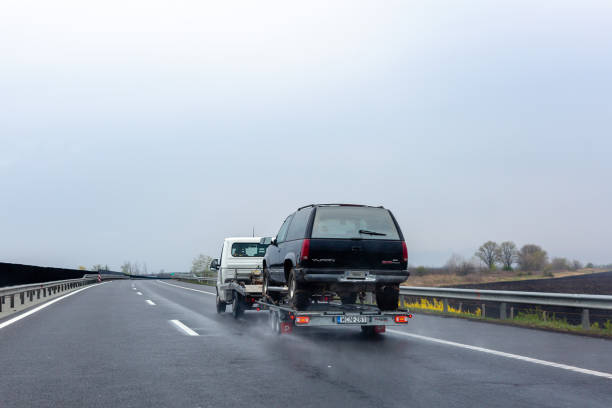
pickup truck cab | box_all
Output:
[262,204,409,310]
[211,237,269,315]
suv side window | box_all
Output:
[285,207,312,241]
[276,214,293,243]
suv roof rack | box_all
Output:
[296,203,385,211]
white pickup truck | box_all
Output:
[211,237,270,318]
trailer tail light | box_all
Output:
[394,315,409,323]
[300,239,310,261]
[295,316,310,325]
[374,325,386,333]
[401,241,408,263]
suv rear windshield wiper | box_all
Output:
[358,229,387,236]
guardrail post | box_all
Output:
[500,302,507,320]
[29,291,34,302]
[458,302,463,313]
[11,294,15,308]
[510,307,514,320]
[481,303,486,318]
[37,289,40,299]
[442,298,448,313]
[0,297,2,312]
[20,292,25,305]
[581,309,590,329]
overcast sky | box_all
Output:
[1,0,611,271]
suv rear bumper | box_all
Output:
[296,268,409,285]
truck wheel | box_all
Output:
[232,293,244,319]
[375,285,399,311]
[288,269,310,310]
[216,295,226,314]
[263,270,281,303]
[340,292,357,305]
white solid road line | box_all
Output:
[136,292,143,296]
[0,283,105,330]
[170,319,199,336]
[157,280,215,296]
[146,300,156,306]
[388,329,612,381]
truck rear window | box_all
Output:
[311,207,400,240]
[231,243,269,257]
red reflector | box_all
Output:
[408,314,413,319]
[301,239,310,261]
[280,322,293,334]
[394,315,409,323]
[296,316,310,324]
[289,314,295,320]
[256,307,261,311]
[374,325,386,333]
[401,241,408,263]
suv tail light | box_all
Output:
[401,241,408,262]
[301,239,310,261]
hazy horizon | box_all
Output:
[2,1,611,272]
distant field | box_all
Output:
[405,268,609,288]
[452,270,612,295]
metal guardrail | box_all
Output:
[0,273,127,313]
[399,286,612,329]
[0,276,97,313]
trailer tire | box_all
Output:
[376,285,400,311]
[361,326,376,337]
[270,311,281,334]
[288,269,310,310]
[232,293,244,319]
[216,295,226,314]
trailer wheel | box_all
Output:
[216,295,226,314]
[288,269,310,310]
[375,285,400,311]
[269,311,281,334]
[232,293,244,319]
[361,326,376,336]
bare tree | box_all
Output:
[572,260,583,270]
[475,241,498,271]
[497,241,518,271]
[191,254,213,277]
[518,244,548,272]
[550,257,570,272]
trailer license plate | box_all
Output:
[337,316,368,324]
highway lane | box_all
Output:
[0,279,611,408]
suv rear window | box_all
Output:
[231,243,269,257]
[311,207,400,240]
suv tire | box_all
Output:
[263,269,281,303]
[376,285,399,311]
[288,269,310,310]
[340,292,357,305]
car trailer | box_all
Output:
[257,298,412,336]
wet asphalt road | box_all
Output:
[1,279,611,408]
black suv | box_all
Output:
[262,204,409,310]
